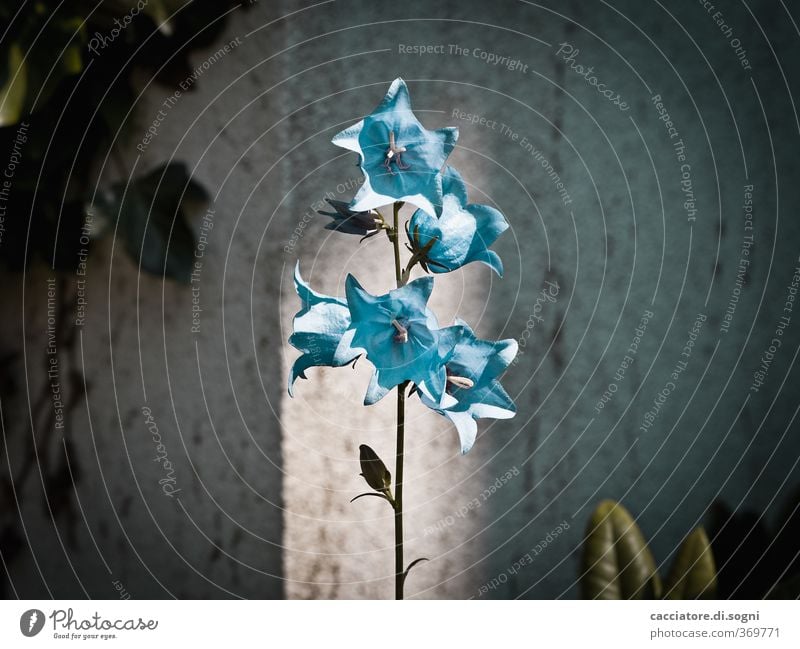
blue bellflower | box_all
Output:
[337,275,461,405]
[408,167,509,276]
[288,263,360,396]
[332,78,458,218]
[317,199,382,238]
[418,321,517,454]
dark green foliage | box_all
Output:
[0,0,245,279]
[93,162,209,282]
[581,500,717,600]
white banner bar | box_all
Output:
[1,600,797,647]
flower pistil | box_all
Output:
[391,318,409,343]
[384,131,409,173]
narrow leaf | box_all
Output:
[350,492,393,506]
[401,558,429,588]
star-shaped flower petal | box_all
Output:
[288,263,360,396]
[332,78,458,217]
[408,167,509,276]
[338,275,459,405]
[418,321,517,454]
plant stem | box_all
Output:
[395,382,406,600]
[391,201,406,600]
[392,202,403,287]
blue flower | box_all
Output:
[332,78,458,217]
[337,275,460,405]
[408,167,509,276]
[288,263,360,396]
[317,199,382,238]
[418,321,517,454]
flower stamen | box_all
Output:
[384,131,410,174]
[447,375,475,390]
[391,318,409,343]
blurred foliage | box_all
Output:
[0,0,246,282]
[709,489,800,599]
[94,162,209,282]
[581,500,717,599]
[663,527,716,599]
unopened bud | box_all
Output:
[359,444,391,492]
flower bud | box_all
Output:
[359,444,392,492]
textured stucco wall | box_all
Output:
[2,0,799,599]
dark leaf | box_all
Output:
[19,14,85,116]
[767,573,800,599]
[400,558,429,591]
[350,492,393,506]
[93,162,210,283]
[709,502,774,598]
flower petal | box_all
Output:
[331,120,364,153]
[332,78,458,216]
[408,191,509,276]
[342,274,450,401]
[441,166,469,206]
[415,322,517,453]
[445,409,479,455]
[288,264,360,395]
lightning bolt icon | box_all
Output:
[28,612,37,632]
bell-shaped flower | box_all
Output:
[418,321,517,454]
[408,167,509,276]
[288,263,360,396]
[332,78,458,217]
[317,198,382,239]
[337,275,460,405]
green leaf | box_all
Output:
[358,444,392,494]
[93,162,210,283]
[16,14,85,116]
[581,500,662,599]
[350,492,393,506]
[0,44,28,127]
[400,558,429,589]
[665,527,717,599]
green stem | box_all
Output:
[395,382,406,600]
[391,201,406,600]
[392,202,404,287]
